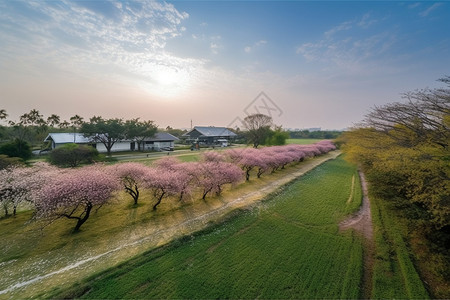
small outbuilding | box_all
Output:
[182,126,236,146]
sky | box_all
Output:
[0,0,449,130]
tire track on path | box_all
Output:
[339,170,374,299]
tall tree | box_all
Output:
[59,120,70,129]
[81,117,127,156]
[242,113,273,148]
[0,109,7,120]
[341,77,450,230]
[125,118,157,151]
[47,114,61,127]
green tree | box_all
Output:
[125,118,157,151]
[266,127,289,146]
[47,114,61,128]
[340,77,450,230]
[81,117,127,156]
[0,109,7,121]
[0,139,32,160]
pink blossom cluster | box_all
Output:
[224,140,336,180]
[0,162,60,216]
[1,140,335,231]
[109,156,244,209]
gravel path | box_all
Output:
[339,171,374,298]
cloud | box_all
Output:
[244,40,267,53]
[324,21,352,38]
[296,15,396,74]
[419,3,443,17]
[358,13,377,28]
[408,2,421,9]
[0,0,199,95]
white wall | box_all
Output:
[96,142,131,153]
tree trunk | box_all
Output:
[153,192,165,210]
[125,184,139,205]
[74,202,92,232]
[202,188,211,200]
[133,185,139,205]
[257,167,264,178]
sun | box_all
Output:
[139,64,191,98]
[155,68,180,86]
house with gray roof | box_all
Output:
[44,132,179,153]
[182,126,236,146]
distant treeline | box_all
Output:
[288,130,342,139]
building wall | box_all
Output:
[144,141,174,150]
[96,142,132,153]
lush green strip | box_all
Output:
[286,138,322,145]
[371,195,429,299]
[48,156,364,299]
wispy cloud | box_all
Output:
[296,13,396,74]
[244,40,267,53]
[408,2,421,9]
[358,13,377,28]
[419,3,443,17]
[324,21,352,38]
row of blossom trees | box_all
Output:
[0,141,335,232]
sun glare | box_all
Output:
[139,65,191,98]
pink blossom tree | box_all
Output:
[0,163,60,217]
[195,161,243,199]
[142,168,186,210]
[172,162,198,201]
[315,140,336,153]
[35,165,119,232]
[200,151,226,163]
[236,149,265,181]
[112,162,149,205]
[153,156,181,170]
[153,157,196,202]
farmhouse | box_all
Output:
[44,132,178,153]
[183,126,236,146]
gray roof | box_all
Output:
[44,133,92,144]
[147,132,179,141]
[183,126,236,137]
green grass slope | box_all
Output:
[49,156,364,299]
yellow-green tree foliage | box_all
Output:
[340,77,450,229]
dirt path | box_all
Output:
[0,152,341,299]
[339,171,374,299]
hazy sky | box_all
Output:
[0,1,449,130]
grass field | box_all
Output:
[47,156,365,299]
[286,138,323,145]
[370,195,429,298]
[0,152,338,298]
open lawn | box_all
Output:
[287,138,323,145]
[47,156,365,299]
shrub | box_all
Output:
[0,154,24,169]
[48,143,99,167]
[0,139,32,160]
